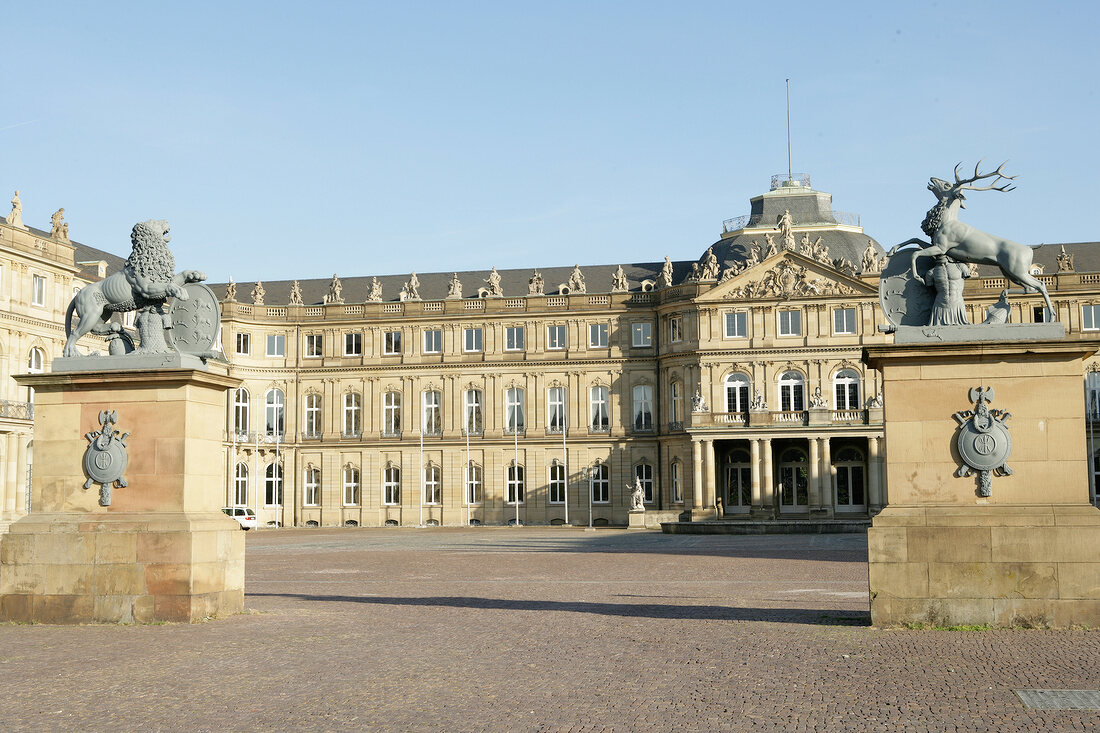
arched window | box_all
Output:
[424,462,441,504]
[343,465,360,505]
[724,449,751,510]
[383,392,401,436]
[778,371,805,412]
[465,462,483,505]
[589,385,610,432]
[725,373,750,413]
[303,465,320,506]
[233,388,250,436]
[671,460,683,503]
[422,390,442,436]
[506,462,525,504]
[834,369,861,410]
[634,462,654,503]
[27,347,44,373]
[547,386,566,433]
[343,392,362,437]
[464,389,484,435]
[233,463,248,506]
[590,462,610,503]
[778,448,808,508]
[303,393,321,438]
[383,464,401,505]
[265,462,283,506]
[505,387,525,434]
[835,446,866,508]
[264,389,285,438]
[670,381,684,424]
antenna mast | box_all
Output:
[785,78,793,184]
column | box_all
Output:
[703,439,716,511]
[821,437,833,512]
[808,438,821,509]
[0,432,10,519]
[761,438,774,512]
[16,433,29,515]
[692,439,703,509]
[750,438,762,508]
[868,436,883,511]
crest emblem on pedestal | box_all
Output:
[82,410,130,506]
[953,387,1012,497]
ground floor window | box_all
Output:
[506,464,525,504]
[634,462,654,503]
[549,461,566,504]
[590,463,609,503]
[265,463,283,506]
[834,446,866,508]
[725,449,751,509]
[671,461,683,503]
[465,463,482,504]
[383,465,401,505]
[424,463,441,504]
[778,448,808,508]
[233,463,248,506]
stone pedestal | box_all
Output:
[863,339,1100,628]
[1,367,243,624]
[627,509,646,530]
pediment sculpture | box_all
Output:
[722,260,856,300]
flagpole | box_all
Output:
[785,78,793,183]
[562,387,569,526]
[465,421,471,527]
[513,419,520,527]
[419,423,424,528]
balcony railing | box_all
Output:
[773,411,807,425]
[503,425,526,436]
[341,430,362,439]
[422,426,443,437]
[381,428,401,439]
[713,411,747,425]
[831,410,866,424]
[0,400,33,420]
[461,427,484,437]
[667,420,684,432]
[226,431,286,444]
[545,425,564,435]
[589,423,610,434]
[300,430,322,441]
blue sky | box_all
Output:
[3,2,1098,283]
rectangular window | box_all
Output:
[305,334,323,357]
[671,462,683,503]
[303,394,321,438]
[589,323,609,348]
[547,386,566,433]
[505,388,525,433]
[235,332,251,356]
[724,311,747,338]
[31,275,46,306]
[669,315,683,343]
[383,466,401,505]
[465,463,482,505]
[422,391,442,435]
[423,329,442,354]
[1084,305,1100,331]
[384,331,401,355]
[505,326,525,351]
[631,322,652,347]
[343,393,362,436]
[506,465,525,504]
[590,464,609,503]
[464,327,482,352]
[778,309,802,337]
[632,384,653,431]
[546,325,566,350]
[343,468,360,506]
[303,469,319,507]
[266,333,285,357]
[635,463,654,503]
[549,463,566,504]
[423,466,441,504]
[589,386,609,432]
[833,308,857,335]
[344,332,362,356]
[1033,305,1048,324]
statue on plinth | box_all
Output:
[289,281,303,305]
[447,273,463,299]
[225,278,237,301]
[700,246,719,280]
[659,256,674,288]
[628,477,645,511]
[776,209,795,250]
[691,389,709,413]
[367,277,383,302]
[568,265,586,294]
[62,220,213,359]
[879,161,1063,339]
[484,267,503,297]
[611,265,628,293]
[50,208,70,241]
[324,274,344,304]
[528,270,545,295]
[251,281,265,305]
[5,190,24,228]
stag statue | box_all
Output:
[889,161,1054,318]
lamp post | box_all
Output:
[587,465,596,531]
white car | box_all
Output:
[222,506,258,530]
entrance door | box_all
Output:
[724,448,751,514]
[777,447,809,513]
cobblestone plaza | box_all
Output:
[1,528,1096,731]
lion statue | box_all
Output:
[63,220,206,357]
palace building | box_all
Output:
[3,175,1100,531]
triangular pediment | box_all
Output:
[697,251,876,302]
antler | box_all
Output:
[952,159,1017,192]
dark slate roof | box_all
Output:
[210,260,697,306]
[973,241,1100,277]
[16,222,127,280]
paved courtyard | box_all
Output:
[1,528,1097,732]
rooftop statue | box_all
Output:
[568,264,586,293]
[289,280,303,305]
[251,280,265,305]
[50,207,70,241]
[659,256,674,288]
[324,273,343,304]
[6,190,24,229]
[879,162,1064,341]
[484,267,503,297]
[776,209,795,250]
[447,273,463,299]
[367,277,383,302]
[611,265,628,293]
[401,272,421,301]
[225,277,237,301]
[62,220,212,360]
[528,270,544,295]
[700,246,719,280]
